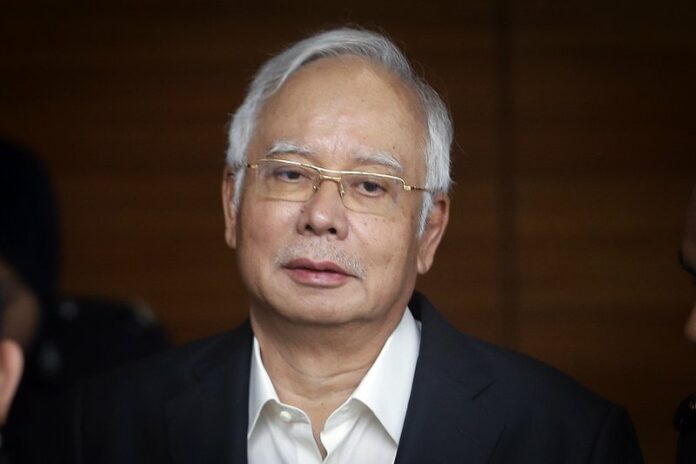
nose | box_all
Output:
[296,179,348,239]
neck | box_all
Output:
[250,305,404,442]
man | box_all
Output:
[71,28,643,463]
[674,187,696,463]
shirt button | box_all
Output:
[278,410,292,423]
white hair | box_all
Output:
[226,27,453,234]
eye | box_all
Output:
[361,181,385,193]
[272,166,308,182]
[351,176,390,197]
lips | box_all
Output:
[285,258,350,274]
[283,258,353,287]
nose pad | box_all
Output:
[312,176,345,200]
[301,176,349,238]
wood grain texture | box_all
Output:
[1,1,694,461]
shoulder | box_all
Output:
[468,327,601,398]
[411,292,642,460]
[456,329,615,421]
[32,297,170,385]
[413,293,610,412]
[79,321,250,404]
[68,323,252,462]
[430,317,613,422]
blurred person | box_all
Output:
[674,186,696,463]
[71,28,643,463]
[0,139,169,463]
[0,260,29,464]
[0,339,22,429]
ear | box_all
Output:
[0,339,23,425]
[417,194,450,274]
[221,166,238,249]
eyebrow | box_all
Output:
[266,141,313,157]
[265,141,403,174]
[679,250,696,277]
[355,151,403,174]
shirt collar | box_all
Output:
[247,307,421,443]
[350,307,421,443]
[248,336,279,439]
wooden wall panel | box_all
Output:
[512,2,696,461]
[1,1,694,461]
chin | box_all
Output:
[278,299,367,327]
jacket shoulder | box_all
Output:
[81,322,250,403]
[412,292,614,414]
[68,323,252,463]
[409,292,643,462]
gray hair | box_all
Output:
[226,27,453,234]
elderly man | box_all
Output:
[675,187,696,463]
[71,28,643,463]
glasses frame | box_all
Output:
[245,158,430,214]
[247,158,429,191]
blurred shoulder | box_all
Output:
[79,320,251,402]
[32,296,170,384]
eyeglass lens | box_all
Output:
[253,160,401,215]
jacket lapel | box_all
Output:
[165,323,252,464]
[161,294,501,464]
[395,293,503,464]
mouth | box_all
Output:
[282,258,353,287]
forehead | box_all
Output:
[252,56,426,172]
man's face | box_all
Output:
[222,56,448,329]
[681,189,696,342]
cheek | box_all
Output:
[353,213,417,270]
[242,198,296,236]
[238,201,299,265]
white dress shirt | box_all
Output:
[247,308,421,464]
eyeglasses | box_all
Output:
[245,158,429,216]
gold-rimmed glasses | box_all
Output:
[245,158,429,216]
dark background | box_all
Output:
[1,1,695,461]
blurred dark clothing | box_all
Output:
[0,139,60,313]
[4,296,167,463]
[675,393,696,464]
[0,139,169,462]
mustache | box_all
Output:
[274,242,367,279]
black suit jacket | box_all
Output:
[71,293,643,463]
